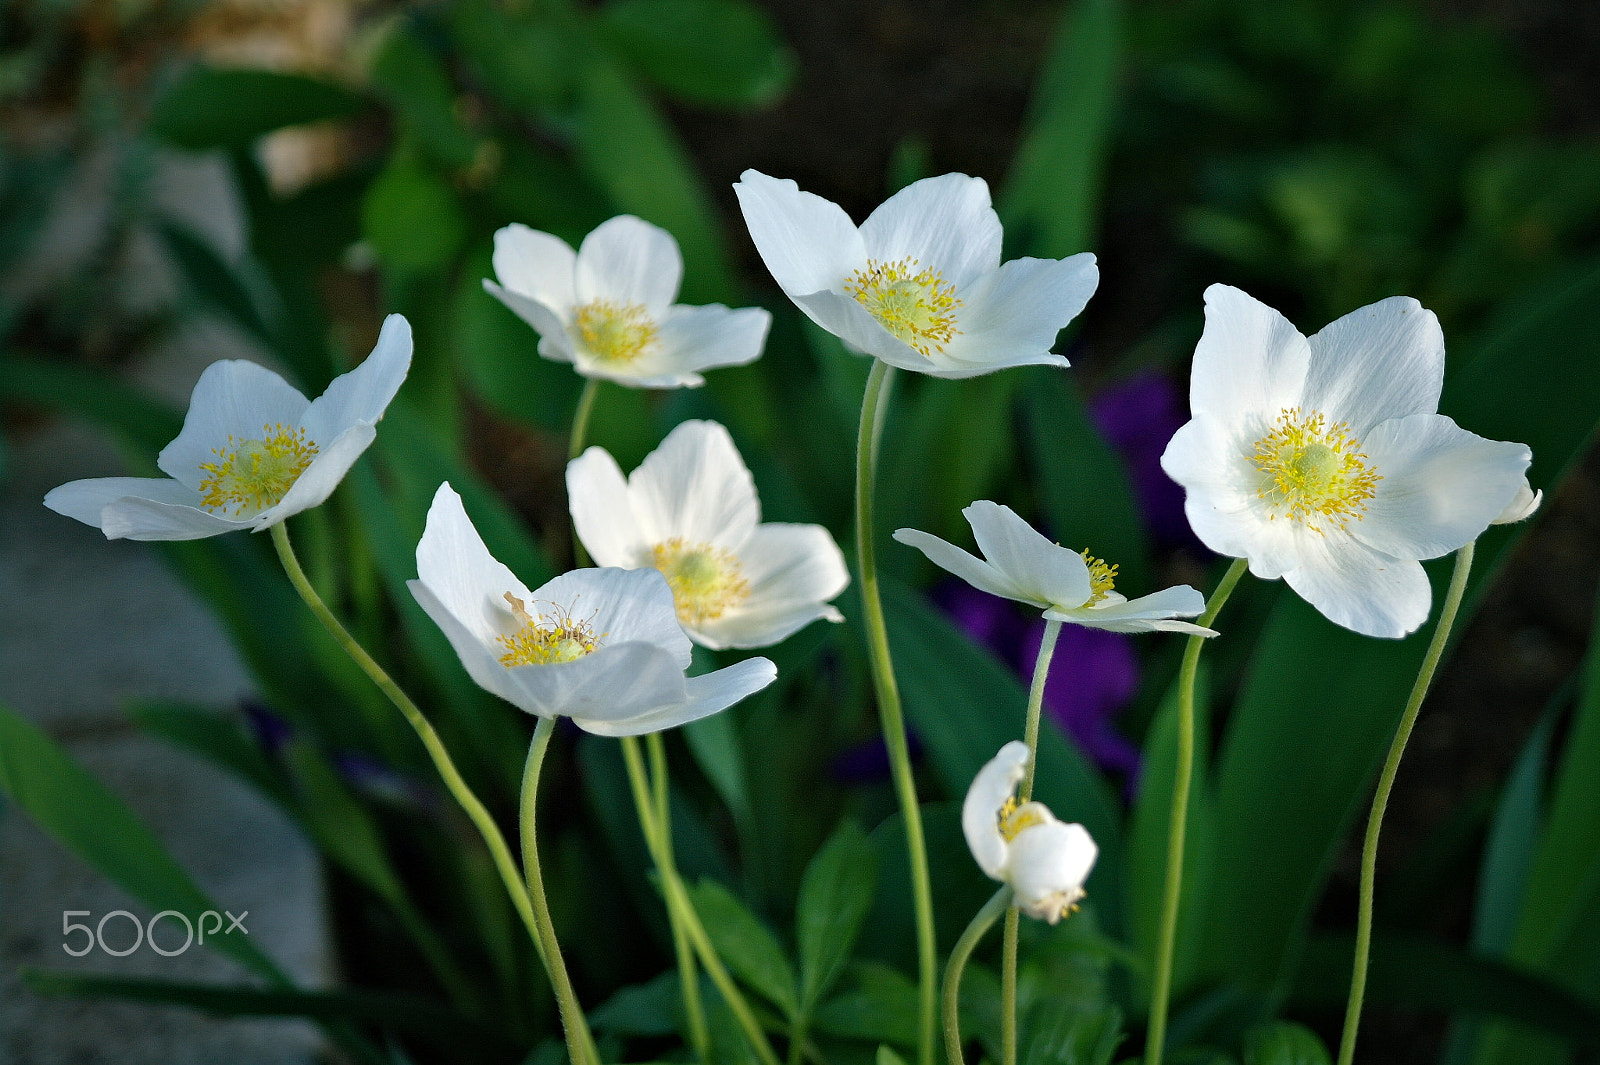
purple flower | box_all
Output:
[1089,371,1196,548]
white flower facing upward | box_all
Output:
[1159,285,1533,639]
[484,215,771,388]
[408,483,777,736]
[964,741,1098,924]
[568,420,849,650]
[893,501,1217,636]
[733,170,1098,378]
[45,315,412,540]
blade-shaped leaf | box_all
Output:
[149,66,363,151]
[596,0,795,110]
[1241,1022,1331,1065]
[687,878,798,1018]
[796,820,878,1011]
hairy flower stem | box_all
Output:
[856,359,937,1065]
[1001,619,1064,1065]
[1336,541,1476,1065]
[621,736,783,1065]
[569,377,601,567]
[521,718,602,1065]
[648,732,712,1064]
[943,886,1013,1065]
[1145,557,1248,1065]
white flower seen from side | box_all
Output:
[567,420,849,650]
[483,215,772,388]
[44,315,413,540]
[963,741,1098,923]
[893,500,1217,636]
[409,483,777,736]
[733,170,1098,378]
[1159,285,1533,639]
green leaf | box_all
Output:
[149,66,363,151]
[369,25,478,168]
[448,0,578,117]
[1019,1003,1123,1065]
[361,157,468,274]
[591,970,682,1036]
[877,1045,911,1065]
[0,352,182,457]
[0,703,284,982]
[596,0,796,110]
[129,700,292,812]
[813,963,919,1047]
[683,710,752,825]
[1241,1022,1331,1065]
[157,221,273,346]
[687,878,798,1018]
[796,820,878,1011]
[1473,707,1556,956]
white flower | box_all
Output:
[893,501,1217,636]
[568,420,849,650]
[408,483,776,736]
[44,315,412,540]
[963,741,1098,923]
[1159,285,1532,639]
[483,215,771,388]
[733,170,1097,379]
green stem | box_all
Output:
[855,359,937,1065]
[943,886,1013,1065]
[520,718,601,1065]
[1002,618,1063,1065]
[569,376,601,568]
[1335,541,1476,1065]
[648,733,712,1064]
[1144,557,1248,1065]
[269,522,546,960]
[621,736,782,1065]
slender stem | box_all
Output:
[269,522,546,958]
[621,737,783,1065]
[520,718,600,1065]
[1001,618,1063,1065]
[648,732,712,1064]
[943,886,1013,1065]
[855,359,937,1065]
[1335,541,1476,1065]
[569,376,601,568]
[1145,557,1248,1065]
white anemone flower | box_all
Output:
[44,315,412,540]
[408,483,777,736]
[733,170,1097,378]
[568,420,849,650]
[893,501,1217,636]
[1159,285,1533,639]
[963,741,1098,923]
[483,215,771,388]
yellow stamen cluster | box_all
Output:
[1250,407,1381,534]
[1080,551,1118,605]
[198,424,318,517]
[844,257,961,357]
[497,593,602,666]
[651,539,750,627]
[998,796,1047,842]
[572,299,657,364]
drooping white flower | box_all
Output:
[44,315,413,540]
[408,483,777,736]
[733,170,1097,379]
[1159,285,1532,639]
[483,215,771,388]
[963,741,1098,923]
[893,501,1216,636]
[568,420,849,650]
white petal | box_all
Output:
[575,215,683,315]
[156,360,311,490]
[483,280,576,361]
[408,578,531,710]
[858,173,1002,291]
[504,640,687,721]
[692,523,849,650]
[1161,416,1302,580]
[100,496,253,540]
[1493,480,1541,525]
[790,289,934,370]
[653,304,771,375]
[963,741,1029,879]
[734,170,867,297]
[532,567,690,668]
[1188,285,1310,433]
[1050,584,1216,636]
[965,500,1092,610]
[298,314,412,446]
[1302,296,1444,436]
[919,347,1072,380]
[44,477,199,530]
[629,420,759,549]
[945,253,1097,370]
[567,447,652,568]
[573,656,777,737]
[892,527,1027,603]
[1356,413,1530,561]
[491,223,577,311]
[255,423,377,527]
[1282,537,1431,639]
[1005,821,1097,922]
[414,483,533,644]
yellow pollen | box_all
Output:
[998,797,1047,842]
[197,424,318,517]
[497,593,602,666]
[1080,551,1118,605]
[651,539,750,627]
[844,256,961,357]
[1250,407,1381,534]
[572,299,656,364]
